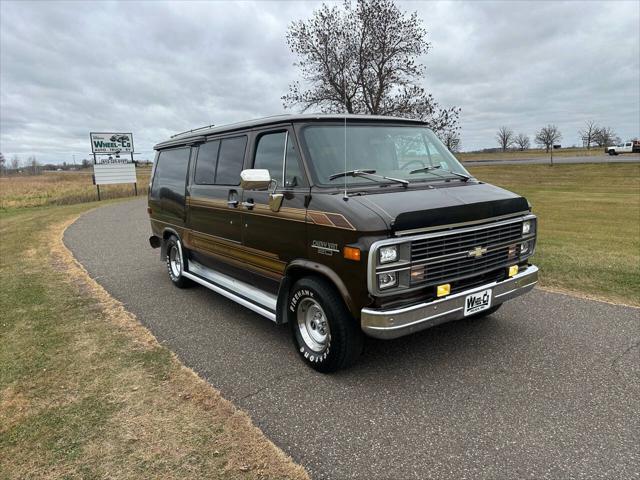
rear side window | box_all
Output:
[215,136,247,185]
[151,147,190,197]
[194,140,220,185]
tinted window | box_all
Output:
[215,136,246,185]
[194,140,219,185]
[254,132,305,188]
[151,147,190,197]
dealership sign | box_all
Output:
[90,132,134,154]
[93,163,137,185]
[89,131,138,200]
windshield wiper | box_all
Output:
[409,165,471,182]
[329,169,409,186]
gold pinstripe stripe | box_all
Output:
[188,195,355,230]
[189,231,286,276]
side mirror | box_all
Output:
[240,169,271,190]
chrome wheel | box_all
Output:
[296,297,329,352]
[168,244,182,278]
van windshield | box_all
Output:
[301,125,470,186]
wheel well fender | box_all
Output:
[276,260,357,324]
[160,228,181,259]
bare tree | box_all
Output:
[534,125,562,153]
[514,133,530,151]
[578,120,598,149]
[593,126,619,147]
[28,155,40,175]
[283,0,460,135]
[10,155,20,170]
[496,126,514,152]
[440,129,461,152]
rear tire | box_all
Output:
[165,235,192,288]
[288,276,363,373]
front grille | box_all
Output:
[411,221,522,262]
[409,221,523,287]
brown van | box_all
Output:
[148,115,538,372]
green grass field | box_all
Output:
[468,163,640,305]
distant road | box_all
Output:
[463,153,640,166]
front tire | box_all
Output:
[288,277,363,373]
[165,235,191,288]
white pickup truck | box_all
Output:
[606,140,640,155]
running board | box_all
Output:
[183,260,277,322]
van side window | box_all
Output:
[285,137,305,187]
[194,140,220,185]
[254,132,286,182]
[254,131,306,188]
[151,147,190,198]
[215,136,247,185]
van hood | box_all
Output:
[352,182,529,233]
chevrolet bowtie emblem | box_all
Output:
[468,246,488,258]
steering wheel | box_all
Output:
[400,159,426,170]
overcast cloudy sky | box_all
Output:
[1,0,638,163]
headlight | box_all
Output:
[379,245,398,264]
[378,272,397,289]
[522,220,531,235]
[520,240,535,257]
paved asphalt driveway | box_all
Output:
[64,199,639,479]
[462,153,640,165]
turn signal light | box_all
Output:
[508,265,519,277]
[436,283,451,297]
[343,246,361,261]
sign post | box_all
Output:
[89,132,137,200]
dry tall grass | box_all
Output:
[0,168,151,209]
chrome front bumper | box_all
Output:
[361,265,539,339]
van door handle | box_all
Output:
[227,200,238,207]
[241,200,255,210]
